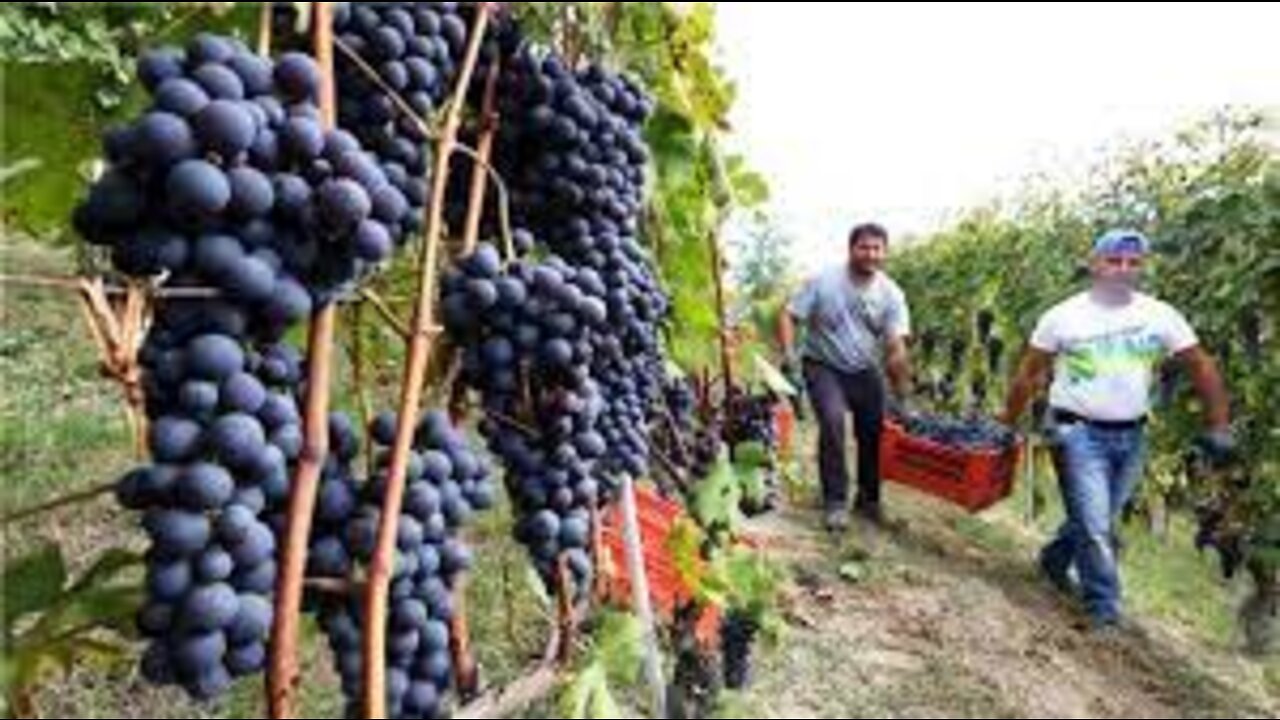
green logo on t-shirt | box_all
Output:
[1063,332,1165,384]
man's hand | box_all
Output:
[1196,427,1237,468]
[1001,346,1054,429]
[1177,345,1232,436]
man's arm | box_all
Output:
[1176,345,1231,432]
[780,278,816,366]
[778,310,799,361]
[999,346,1055,426]
[886,334,912,399]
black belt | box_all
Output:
[1052,409,1147,430]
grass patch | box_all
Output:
[1122,517,1242,649]
[0,238,132,512]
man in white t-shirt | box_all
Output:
[999,229,1233,631]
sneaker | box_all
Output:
[1087,613,1146,641]
[854,504,906,532]
[1086,614,1124,639]
[1038,551,1079,598]
[824,508,849,534]
[854,503,883,524]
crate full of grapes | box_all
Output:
[880,414,1023,512]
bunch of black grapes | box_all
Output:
[78,32,409,701]
[306,409,495,719]
[650,374,701,491]
[1194,502,1248,581]
[117,312,304,699]
[724,392,778,453]
[898,411,1018,452]
[478,48,669,485]
[720,608,760,690]
[723,392,781,515]
[77,35,414,306]
[443,243,607,597]
[329,1,469,229]
[275,1,518,235]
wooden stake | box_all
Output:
[450,575,480,701]
[257,1,274,57]
[268,5,338,718]
[620,474,667,717]
[555,555,577,665]
[462,59,502,256]
[443,54,503,708]
[362,7,494,718]
[708,225,735,399]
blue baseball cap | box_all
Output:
[1093,229,1151,257]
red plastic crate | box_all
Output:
[599,486,721,645]
[880,421,1023,512]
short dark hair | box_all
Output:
[849,223,889,247]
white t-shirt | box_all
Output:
[1030,291,1199,422]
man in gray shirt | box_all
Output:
[780,223,913,532]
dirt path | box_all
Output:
[735,498,1278,719]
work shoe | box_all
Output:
[824,508,849,534]
[1038,550,1079,598]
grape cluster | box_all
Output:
[898,411,1018,452]
[443,244,606,595]
[724,392,778,453]
[1194,503,1247,580]
[650,374,701,491]
[724,392,781,515]
[118,323,297,699]
[79,34,289,699]
[77,34,413,305]
[482,49,668,484]
[308,409,495,719]
[326,1,478,230]
[720,609,760,691]
[79,31,415,701]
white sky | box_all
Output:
[715,2,1280,272]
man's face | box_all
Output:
[1091,252,1146,294]
[849,236,887,276]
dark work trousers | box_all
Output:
[803,359,886,513]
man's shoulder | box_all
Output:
[801,265,845,292]
[1132,292,1182,316]
[1047,291,1090,315]
[1032,291,1089,330]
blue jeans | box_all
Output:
[1041,420,1147,623]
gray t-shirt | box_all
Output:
[788,267,911,374]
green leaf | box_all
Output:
[595,612,644,687]
[526,565,553,610]
[559,662,604,719]
[668,520,708,597]
[0,652,16,703]
[738,466,770,510]
[727,159,770,208]
[587,678,624,719]
[723,548,782,615]
[733,441,772,470]
[839,562,869,585]
[50,586,143,639]
[693,451,742,532]
[69,549,142,595]
[3,544,67,632]
[752,354,797,397]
